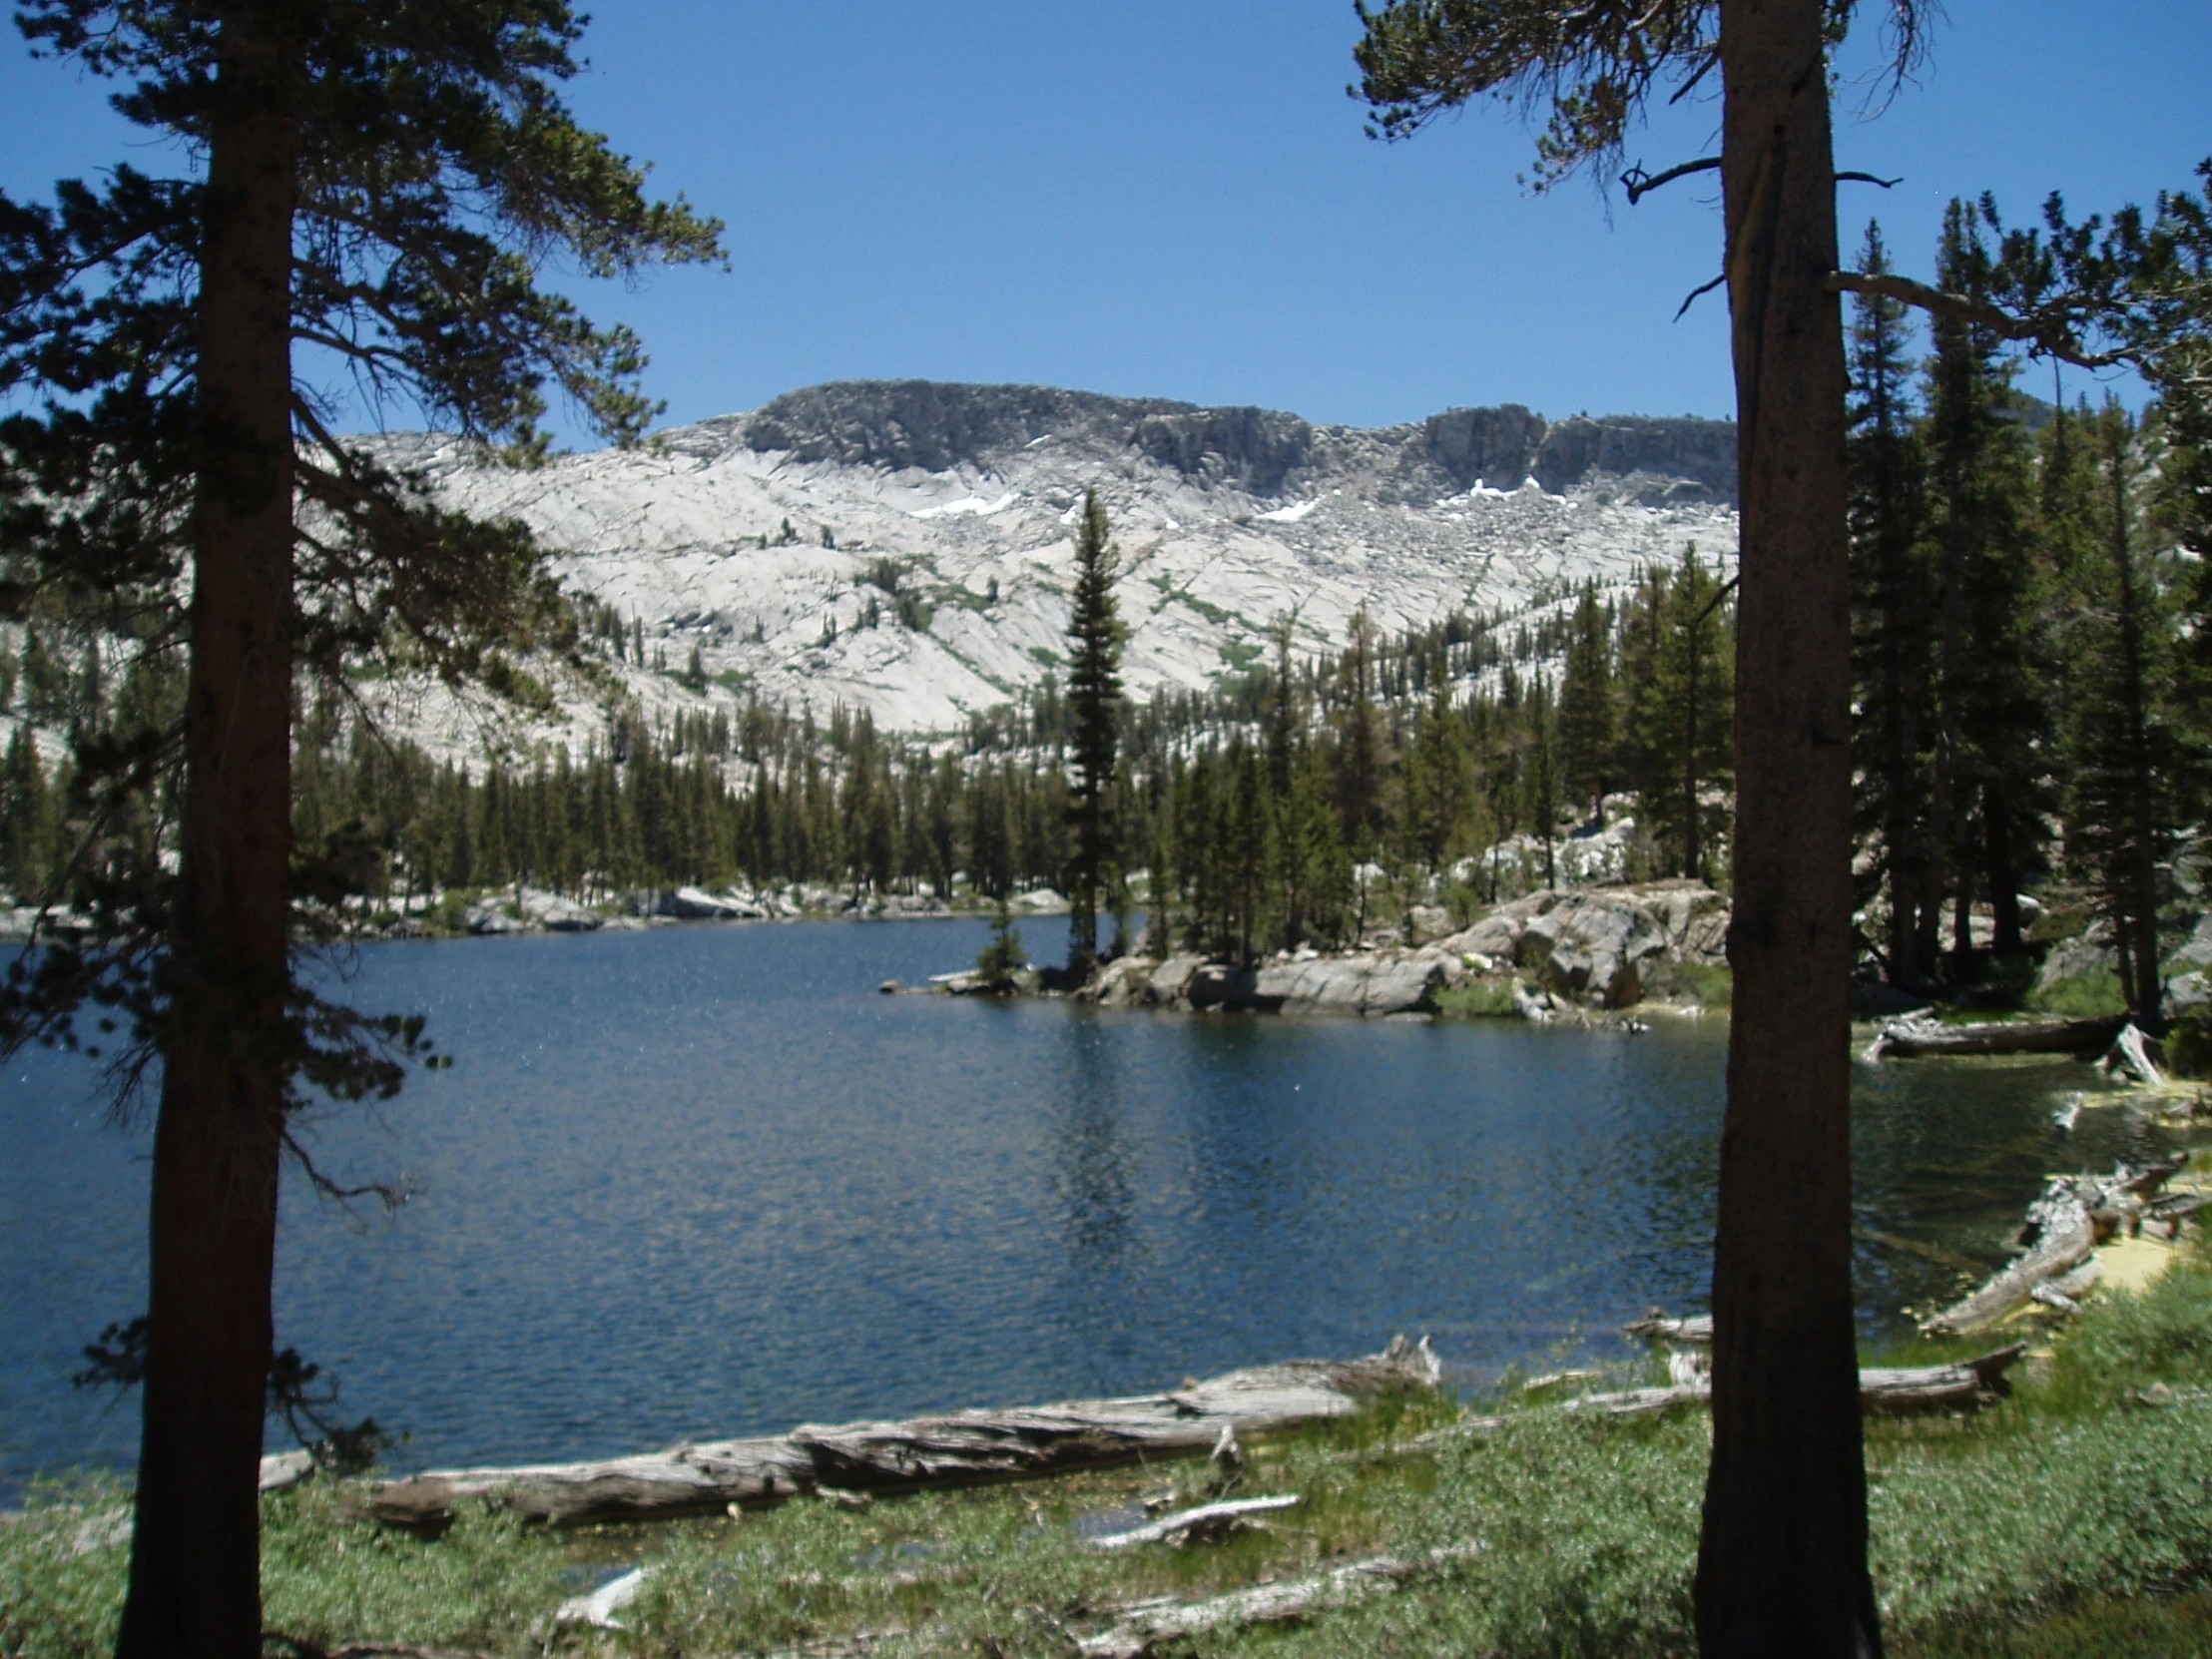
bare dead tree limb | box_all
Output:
[1674,273,1727,320]
[1623,156,1721,206]
[1827,271,2133,370]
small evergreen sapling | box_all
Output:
[976,901,1027,990]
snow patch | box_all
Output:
[1256,500,1319,524]
[911,491,1020,520]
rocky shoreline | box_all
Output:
[917,880,1736,1023]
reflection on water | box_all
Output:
[0,916,2180,1497]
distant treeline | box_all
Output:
[0,218,2202,1003]
[0,557,1733,961]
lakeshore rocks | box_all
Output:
[657,884,766,920]
[1077,946,1466,1016]
[1252,948,1466,1016]
[1438,881,1728,1009]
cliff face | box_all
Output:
[371,378,1740,745]
[741,380,1736,505]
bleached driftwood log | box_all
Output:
[1923,1158,2188,1335]
[1858,1345,2027,1412]
[1086,1493,1300,1549]
[369,1337,1440,1532]
[1622,1312,1713,1344]
[1864,1015,2125,1061]
[1922,1182,2097,1336]
[1585,1317,2026,1416]
[1562,1344,2025,1418]
[1074,1543,1484,1659]
[2102,1023,2166,1085]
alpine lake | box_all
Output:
[0,913,2179,1499]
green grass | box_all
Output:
[1434,978,1520,1018]
[1662,963,1733,1008]
[2027,969,2128,1019]
[16,1263,2212,1656]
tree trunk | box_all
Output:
[1697,3,1880,1656]
[2110,424,2163,1030]
[1684,631,1702,879]
[1984,789,2022,955]
[116,17,297,1659]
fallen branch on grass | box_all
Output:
[368,1337,1440,1532]
[1074,1543,1485,1659]
[1567,1346,2027,1417]
[1087,1493,1300,1549]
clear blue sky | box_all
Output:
[2,2,2205,440]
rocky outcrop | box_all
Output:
[739,380,1735,505]
[1441,882,1728,1009]
[1416,404,1737,502]
[742,380,1317,490]
[1079,947,1463,1017]
[657,885,768,920]
[1252,948,1466,1016]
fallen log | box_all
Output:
[1074,1542,1484,1659]
[1563,1346,2024,1417]
[1622,1312,1712,1344]
[1858,1345,2025,1413]
[369,1337,1439,1532]
[1864,1015,2125,1060]
[1923,1183,2096,1335]
[1087,1493,1300,1550]
[1923,1158,2188,1335]
[2102,1023,2166,1086]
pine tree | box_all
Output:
[1519,674,1561,889]
[1846,222,1936,987]
[1925,200,2046,972]
[976,899,1026,989]
[2061,403,2178,1024]
[1557,579,1615,821]
[1355,7,1878,1628]
[0,7,722,1648]
[1331,607,1392,859]
[1063,490,1124,974]
[1636,545,1735,879]
[0,727,51,901]
[20,628,64,725]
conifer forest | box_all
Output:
[0,200,2206,1013]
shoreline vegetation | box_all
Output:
[11,1157,2212,1658]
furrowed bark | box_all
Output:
[117,14,299,1659]
[1697,3,1879,1656]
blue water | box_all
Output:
[0,917,2169,1498]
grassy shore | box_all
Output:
[9,1242,2212,1658]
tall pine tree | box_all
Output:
[0,6,721,1651]
[1063,490,1124,975]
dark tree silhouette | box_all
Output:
[0,4,720,1652]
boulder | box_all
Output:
[2036,920,2115,992]
[1253,947,1465,1016]
[2166,913,2212,974]
[1186,963,1260,1009]
[1077,956,1158,1007]
[1403,904,1452,944]
[515,887,605,931]
[1145,954,1208,1006]
[658,885,757,920]
[463,903,520,935]
[1013,886,1070,913]
[1436,883,1727,1008]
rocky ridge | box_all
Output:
[361,380,1739,749]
